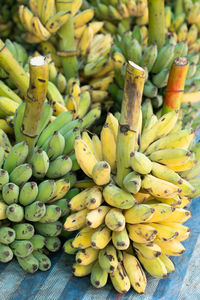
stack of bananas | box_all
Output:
[0,128,75,272]
[165,0,200,53]
[111,37,200,111]
[63,99,197,293]
[88,0,148,31]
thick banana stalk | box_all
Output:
[148,0,165,51]
[116,61,145,187]
[162,57,189,115]
[21,56,48,157]
[56,0,78,79]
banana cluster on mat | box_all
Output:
[63,107,198,293]
[165,0,200,53]
[111,35,200,110]
[0,127,76,272]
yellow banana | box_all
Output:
[75,25,86,39]
[147,203,175,223]
[81,131,99,160]
[124,204,155,224]
[90,225,111,249]
[72,0,82,16]
[0,201,7,220]
[45,11,71,34]
[101,123,116,171]
[38,0,56,24]
[149,223,178,241]
[110,262,131,294]
[127,224,157,243]
[32,16,51,41]
[68,188,90,211]
[137,254,167,279]
[92,161,111,186]
[86,206,110,228]
[92,135,103,161]
[130,151,152,175]
[74,9,94,28]
[72,226,95,249]
[159,253,175,274]
[133,242,161,260]
[64,208,88,231]
[149,148,192,166]
[72,262,94,277]
[105,208,125,231]
[84,186,103,210]
[78,25,93,58]
[159,207,191,224]
[155,239,185,256]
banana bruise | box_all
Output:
[0,243,13,262]
[127,223,157,243]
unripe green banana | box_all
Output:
[35,180,56,203]
[34,221,62,237]
[2,183,19,205]
[152,68,170,88]
[13,102,26,143]
[112,228,130,250]
[3,141,28,173]
[17,253,39,273]
[30,235,46,250]
[77,91,91,118]
[32,250,51,271]
[6,203,24,222]
[140,44,158,72]
[123,171,141,194]
[46,131,65,160]
[0,243,13,262]
[90,261,108,288]
[31,149,49,179]
[59,118,83,137]
[186,62,197,79]
[45,236,61,252]
[46,155,72,179]
[126,38,142,64]
[103,184,136,209]
[151,44,175,73]
[10,240,34,258]
[0,169,9,190]
[99,244,118,273]
[53,198,70,217]
[13,223,34,240]
[38,205,61,223]
[63,127,81,155]
[70,153,80,171]
[25,201,46,222]
[0,226,15,244]
[143,80,158,98]
[9,164,32,186]
[66,188,80,200]
[19,182,38,206]
[63,238,77,255]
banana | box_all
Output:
[150,223,178,241]
[0,169,9,190]
[151,44,175,73]
[0,226,15,244]
[142,175,181,198]
[79,25,93,58]
[140,44,158,72]
[39,0,55,24]
[140,110,178,153]
[180,161,200,180]
[18,182,38,206]
[155,239,185,256]
[112,228,130,250]
[46,155,72,179]
[137,253,167,279]
[127,224,157,243]
[77,91,91,119]
[31,149,49,179]
[63,127,81,155]
[90,225,111,249]
[11,240,33,258]
[167,158,197,172]
[25,201,46,222]
[9,164,32,186]
[31,16,51,41]
[74,9,94,28]
[47,178,70,202]
[99,244,118,273]
[90,261,108,288]
[46,131,65,160]
[2,183,19,205]
[130,151,152,174]
[68,188,89,211]
[0,80,22,104]
[149,148,192,166]
[147,203,175,223]
[13,223,34,240]
[124,204,155,224]
[45,236,61,252]
[133,242,161,259]
[123,171,141,194]
[100,123,116,171]
[63,238,77,255]
[74,137,98,178]
[72,227,95,249]
[32,250,51,271]
[17,253,39,273]
[86,206,110,228]
[105,208,125,232]
[0,201,7,220]
[165,223,190,241]
[38,205,61,223]
[145,128,194,155]
[76,247,99,265]
[159,253,175,274]
[45,11,70,34]
[72,262,94,277]
[64,208,88,231]
[123,252,147,294]
[110,262,131,294]
[3,141,28,174]
[84,186,103,210]
[92,161,111,186]
[81,131,98,159]
[103,184,136,209]
[6,203,24,222]
[151,162,183,185]
[34,221,62,237]
[159,207,191,224]
[35,180,56,203]
[0,243,13,263]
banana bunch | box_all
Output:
[63,107,196,293]
[87,0,148,27]
[0,127,76,273]
[111,35,200,111]
[165,1,200,53]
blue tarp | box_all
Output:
[0,197,200,300]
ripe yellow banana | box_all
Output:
[110,262,131,294]
[147,203,175,223]
[90,225,111,249]
[105,208,125,231]
[74,9,94,28]
[127,224,157,243]
[155,239,185,256]
[72,226,95,249]
[84,186,103,210]
[76,247,98,266]
[124,204,155,224]
[86,206,110,228]
[133,242,161,260]
[64,208,89,231]
[137,254,167,279]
